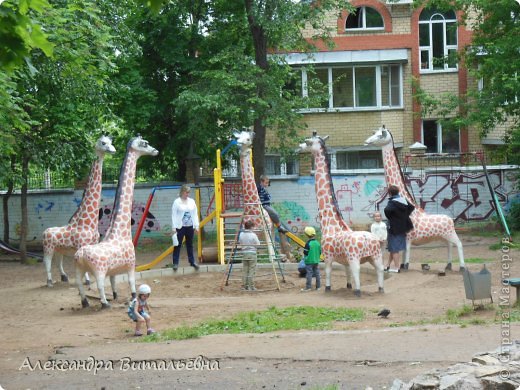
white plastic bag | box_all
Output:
[172,232,179,247]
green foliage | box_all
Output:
[506,201,520,232]
[141,306,364,341]
[0,0,54,71]
[413,0,520,152]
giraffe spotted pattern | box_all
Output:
[365,127,465,270]
[301,134,385,296]
[42,135,115,287]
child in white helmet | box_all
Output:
[301,226,321,292]
[127,284,154,336]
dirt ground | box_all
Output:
[0,234,518,389]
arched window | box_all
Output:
[346,7,384,30]
[419,7,458,71]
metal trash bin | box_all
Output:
[463,265,493,306]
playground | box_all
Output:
[1,232,518,388]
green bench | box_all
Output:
[503,278,520,302]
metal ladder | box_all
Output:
[220,202,287,291]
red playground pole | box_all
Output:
[133,189,156,247]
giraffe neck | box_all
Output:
[240,150,262,216]
[313,149,352,236]
[382,143,416,206]
[69,156,104,227]
[104,150,138,242]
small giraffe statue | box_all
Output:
[75,136,158,308]
[234,131,277,262]
[42,135,116,287]
[300,132,384,296]
[364,126,465,271]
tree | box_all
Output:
[5,0,120,262]
[0,0,54,71]
[415,0,520,157]
[174,0,350,181]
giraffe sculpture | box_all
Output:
[364,126,465,271]
[234,131,278,262]
[43,135,116,287]
[300,132,384,296]
[75,136,158,308]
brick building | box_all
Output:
[260,0,506,177]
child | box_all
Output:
[127,284,155,336]
[238,220,260,291]
[370,211,388,250]
[301,226,321,292]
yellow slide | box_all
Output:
[284,230,306,248]
[136,246,174,272]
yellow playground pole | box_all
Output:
[214,149,225,264]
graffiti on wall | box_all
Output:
[275,201,311,234]
[98,202,161,236]
[367,170,516,222]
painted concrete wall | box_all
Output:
[1,167,518,246]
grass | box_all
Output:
[463,258,493,264]
[139,303,520,344]
[142,306,364,342]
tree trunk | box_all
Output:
[252,118,266,183]
[244,0,270,183]
[19,154,29,263]
[2,181,13,244]
[2,157,15,243]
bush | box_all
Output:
[506,201,520,232]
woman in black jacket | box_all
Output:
[384,185,414,272]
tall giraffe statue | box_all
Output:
[364,126,465,271]
[300,132,384,296]
[75,136,158,308]
[234,131,278,262]
[42,135,116,287]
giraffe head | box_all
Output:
[234,130,254,156]
[299,131,329,155]
[364,125,393,147]
[95,135,116,157]
[129,135,159,157]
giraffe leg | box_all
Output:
[325,261,332,291]
[128,267,137,299]
[97,275,111,309]
[446,232,465,271]
[58,253,69,282]
[349,261,361,297]
[110,275,117,300]
[345,264,352,289]
[372,254,385,293]
[84,272,91,288]
[76,267,89,308]
[44,250,54,287]
[445,241,453,271]
[402,240,411,270]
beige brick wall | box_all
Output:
[301,1,412,38]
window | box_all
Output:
[265,155,298,176]
[302,64,402,110]
[336,150,384,169]
[419,7,458,72]
[346,7,384,30]
[422,120,460,153]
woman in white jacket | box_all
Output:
[171,185,200,270]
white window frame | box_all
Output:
[421,120,460,153]
[265,155,299,178]
[419,10,458,73]
[345,6,385,31]
[299,64,403,112]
